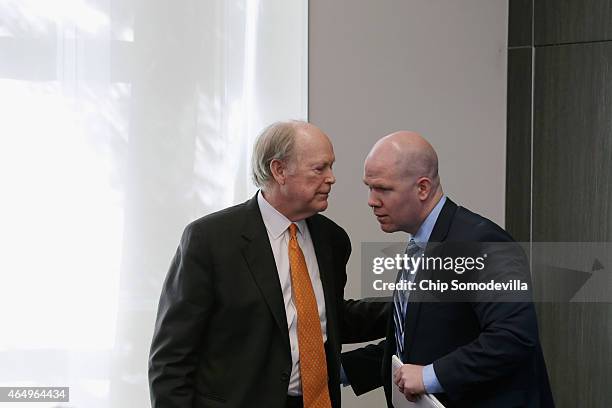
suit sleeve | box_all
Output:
[432,237,539,401]
[341,299,390,343]
[331,225,390,395]
[341,340,387,395]
[148,224,214,408]
[333,225,390,343]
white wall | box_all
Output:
[309,0,508,405]
[0,1,307,406]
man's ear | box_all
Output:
[270,159,287,185]
[416,177,432,200]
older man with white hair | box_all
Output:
[149,120,387,408]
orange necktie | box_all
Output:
[288,223,331,408]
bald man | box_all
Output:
[341,132,554,407]
[149,121,387,408]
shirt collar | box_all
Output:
[257,190,306,239]
[412,195,446,249]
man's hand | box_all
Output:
[393,363,425,402]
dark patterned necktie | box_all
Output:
[393,238,421,359]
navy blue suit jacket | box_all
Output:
[342,198,554,407]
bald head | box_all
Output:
[364,131,443,234]
[367,131,439,184]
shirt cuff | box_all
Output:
[340,364,350,386]
[422,364,444,394]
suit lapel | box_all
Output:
[403,198,458,358]
[240,195,290,348]
[307,216,339,347]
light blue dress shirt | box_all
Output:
[411,195,446,394]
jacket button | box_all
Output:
[281,372,290,381]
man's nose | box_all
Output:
[325,169,336,185]
[368,191,381,208]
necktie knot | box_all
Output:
[406,238,420,257]
[289,223,299,240]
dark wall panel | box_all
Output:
[536,303,612,408]
[533,43,612,242]
[533,42,612,407]
[535,0,612,45]
[508,0,533,47]
[505,48,532,242]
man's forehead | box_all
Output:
[291,152,333,172]
[364,168,392,183]
[365,157,390,175]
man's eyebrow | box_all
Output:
[309,158,334,165]
[366,180,392,189]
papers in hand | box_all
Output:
[391,355,445,408]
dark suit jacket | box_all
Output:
[149,194,387,408]
[343,198,555,408]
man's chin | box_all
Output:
[379,222,396,233]
[307,199,328,214]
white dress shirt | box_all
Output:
[257,191,328,396]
